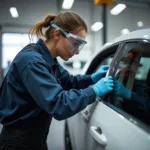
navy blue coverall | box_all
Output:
[0,39,96,149]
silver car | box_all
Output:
[64,28,150,150]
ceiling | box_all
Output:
[0,0,150,31]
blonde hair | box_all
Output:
[29,11,88,42]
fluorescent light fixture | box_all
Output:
[121,28,130,35]
[62,0,74,9]
[110,4,126,15]
[73,61,81,69]
[91,22,103,32]
[137,21,143,27]
[10,7,19,18]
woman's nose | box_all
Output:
[75,50,79,55]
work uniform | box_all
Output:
[0,39,96,149]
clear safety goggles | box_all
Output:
[51,23,87,51]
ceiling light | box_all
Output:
[137,21,143,27]
[91,22,103,32]
[110,4,126,15]
[10,7,19,18]
[121,28,130,35]
[62,0,74,9]
[73,61,81,69]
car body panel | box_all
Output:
[66,28,150,150]
[88,103,150,150]
[103,28,150,50]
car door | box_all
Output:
[66,44,119,150]
[83,40,150,150]
[67,40,150,150]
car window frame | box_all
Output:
[103,39,150,133]
[84,43,120,75]
[81,43,121,122]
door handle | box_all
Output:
[90,126,107,147]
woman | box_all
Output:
[0,11,114,150]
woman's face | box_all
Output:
[55,29,87,61]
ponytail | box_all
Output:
[29,11,87,42]
[29,14,56,41]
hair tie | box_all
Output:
[49,21,53,27]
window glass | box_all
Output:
[96,56,113,70]
[22,34,30,46]
[2,33,35,76]
[2,33,22,45]
[2,33,29,68]
[2,46,21,70]
[108,42,150,126]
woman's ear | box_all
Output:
[53,29,61,40]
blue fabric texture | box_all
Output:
[92,76,114,96]
[91,65,109,83]
[0,39,96,126]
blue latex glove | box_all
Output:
[114,80,131,99]
[91,65,109,83]
[92,76,114,97]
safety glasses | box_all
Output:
[51,23,87,51]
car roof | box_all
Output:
[82,28,150,74]
[103,28,150,49]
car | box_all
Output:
[64,28,150,150]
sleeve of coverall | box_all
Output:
[21,61,96,120]
[58,64,94,90]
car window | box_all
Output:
[85,44,119,75]
[107,41,150,127]
[96,55,113,68]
